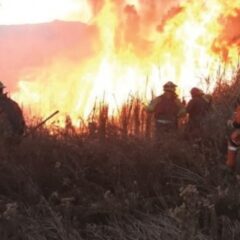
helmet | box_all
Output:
[163,81,177,92]
[0,81,6,89]
[190,87,203,97]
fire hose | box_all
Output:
[23,110,59,137]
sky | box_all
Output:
[0,0,183,25]
[0,0,92,25]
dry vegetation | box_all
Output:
[1,69,240,239]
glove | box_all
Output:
[227,119,234,129]
[231,129,240,146]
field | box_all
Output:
[1,70,240,239]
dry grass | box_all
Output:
[1,69,240,239]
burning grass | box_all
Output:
[1,71,240,239]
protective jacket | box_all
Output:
[148,92,185,128]
[186,95,211,129]
[0,94,25,136]
[226,105,240,170]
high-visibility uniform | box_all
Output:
[226,106,240,170]
[147,92,186,139]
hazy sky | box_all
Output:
[0,0,183,25]
[0,0,92,24]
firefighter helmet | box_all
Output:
[190,87,203,97]
[163,81,177,92]
[0,82,5,89]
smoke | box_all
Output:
[89,0,104,15]
[87,0,183,24]
[220,9,240,45]
[0,21,98,92]
[87,0,240,60]
[84,0,184,56]
[4,0,239,122]
[212,8,240,61]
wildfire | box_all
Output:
[11,0,240,126]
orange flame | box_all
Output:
[12,0,240,126]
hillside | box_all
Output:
[0,70,238,239]
[0,21,98,90]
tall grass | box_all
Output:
[1,69,240,239]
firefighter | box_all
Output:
[185,87,212,140]
[0,81,25,143]
[226,99,240,170]
[147,81,186,140]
